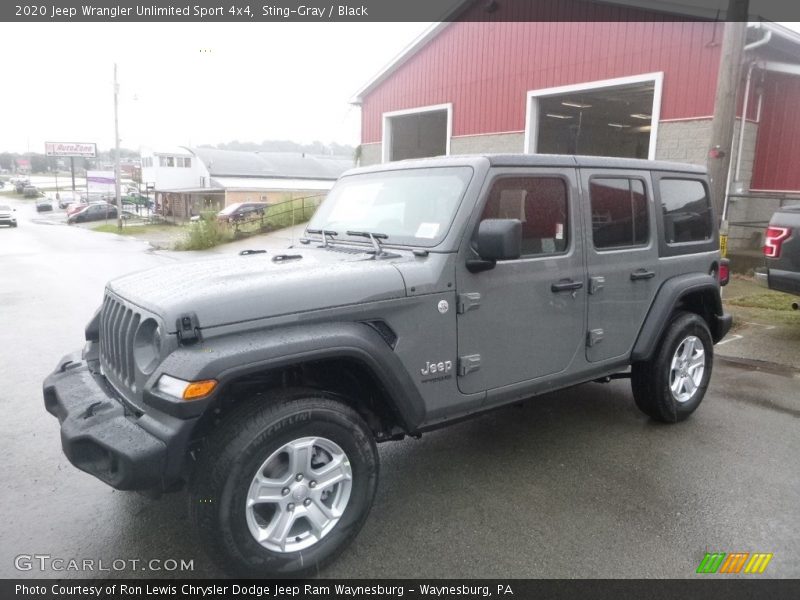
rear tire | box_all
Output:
[631,311,713,423]
[189,388,379,577]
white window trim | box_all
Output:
[381,103,453,163]
[524,72,664,160]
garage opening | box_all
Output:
[526,74,662,159]
[383,104,451,162]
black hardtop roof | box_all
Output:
[348,154,706,176]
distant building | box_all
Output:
[139,146,352,220]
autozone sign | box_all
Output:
[45,142,97,157]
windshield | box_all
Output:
[307,166,473,247]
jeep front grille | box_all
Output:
[100,294,141,388]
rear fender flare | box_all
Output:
[631,273,725,362]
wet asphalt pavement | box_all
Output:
[1,197,798,579]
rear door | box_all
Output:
[455,168,586,394]
[581,170,660,362]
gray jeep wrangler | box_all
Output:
[44,154,731,576]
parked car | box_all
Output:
[45,155,731,578]
[35,199,53,212]
[65,201,89,216]
[217,202,268,223]
[23,185,41,198]
[757,204,800,304]
[56,192,80,209]
[67,202,118,224]
[0,204,17,227]
[122,193,153,209]
[14,180,30,193]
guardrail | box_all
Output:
[227,193,326,233]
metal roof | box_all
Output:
[210,177,336,191]
[351,3,800,104]
[191,147,352,180]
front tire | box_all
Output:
[190,389,379,577]
[631,311,713,423]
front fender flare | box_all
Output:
[148,321,425,430]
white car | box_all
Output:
[0,204,18,227]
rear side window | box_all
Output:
[480,177,569,257]
[589,178,649,249]
[659,179,713,244]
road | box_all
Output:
[1,196,798,579]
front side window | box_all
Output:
[659,179,713,244]
[590,178,649,249]
[479,177,569,257]
[308,166,473,247]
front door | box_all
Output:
[581,170,660,362]
[455,169,586,395]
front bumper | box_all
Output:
[43,352,197,491]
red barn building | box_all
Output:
[352,0,800,250]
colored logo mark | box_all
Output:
[696,552,773,574]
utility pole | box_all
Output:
[707,0,749,238]
[113,63,123,230]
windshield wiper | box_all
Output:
[306,228,338,247]
[346,230,388,255]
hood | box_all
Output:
[107,247,410,332]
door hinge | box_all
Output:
[587,329,604,347]
[588,276,605,295]
[458,354,481,376]
[456,292,481,314]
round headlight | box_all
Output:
[133,318,162,374]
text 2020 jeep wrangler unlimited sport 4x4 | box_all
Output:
[44,154,731,576]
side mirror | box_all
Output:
[467,219,522,273]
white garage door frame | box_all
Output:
[381,103,453,163]
[523,72,664,160]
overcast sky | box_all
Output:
[2,21,799,155]
[0,22,431,153]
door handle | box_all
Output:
[551,279,584,292]
[630,269,656,281]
